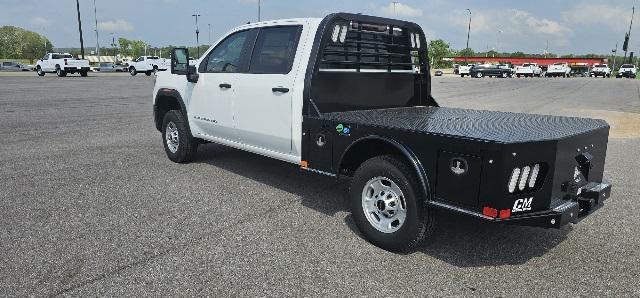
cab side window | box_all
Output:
[249,26,301,74]
[201,30,252,73]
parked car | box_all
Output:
[458,64,473,77]
[616,64,637,78]
[35,53,90,77]
[434,70,443,76]
[546,62,571,77]
[589,64,611,78]
[469,64,511,78]
[152,13,612,252]
[96,63,126,72]
[515,63,543,77]
[1,61,33,71]
[128,56,169,76]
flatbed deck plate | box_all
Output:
[321,106,609,143]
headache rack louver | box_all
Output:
[319,20,422,73]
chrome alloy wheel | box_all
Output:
[361,176,407,233]
[165,121,179,153]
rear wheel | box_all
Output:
[501,72,508,78]
[162,110,198,163]
[80,70,88,77]
[56,66,66,77]
[129,67,137,76]
[145,71,152,76]
[350,155,435,252]
[476,72,483,78]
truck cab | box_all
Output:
[590,64,611,78]
[546,62,571,77]
[616,64,637,78]
[515,63,542,78]
[153,13,612,252]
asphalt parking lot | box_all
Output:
[1,73,639,296]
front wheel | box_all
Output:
[129,67,137,76]
[145,71,152,76]
[475,72,483,78]
[162,110,198,163]
[36,67,45,76]
[350,155,435,252]
[80,70,88,77]
[501,72,508,78]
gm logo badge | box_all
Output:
[450,157,468,175]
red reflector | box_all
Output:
[499,209,511,219]
[482,206,498,218]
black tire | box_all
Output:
[80,70,88,77]
[153,65,159,73]
[56,66,66,77]
[349,155,435,252]
[129,67,137,76]
[162,110,198,163]
[36,67,45,76]
[475,72,483,78]
[501,72,508,78]
[145,71,152,76]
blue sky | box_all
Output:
[0,0,638,55]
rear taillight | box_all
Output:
[508,163,544,193]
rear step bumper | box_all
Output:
[429,182,611,229]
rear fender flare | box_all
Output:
[338,135,432,202]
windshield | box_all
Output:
[147,56,159,59]
[621,64,634,68]
[553,63,564,65]
[594,64,607,68]
[52,54,73,59]
[523,63,533,67]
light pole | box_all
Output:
[111,32,116,63]
[75,0,85,59]
[93,0,100,60]
[208,23,212,44]
[624,6,635,63]
[465,8,471,61]
[495,29,502,57]
[258,0,261,21]
[192,14,201,57]
[392,1,399,16]
[612,42,618,73]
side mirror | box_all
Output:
[171,48,189,75]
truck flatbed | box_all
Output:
[321,106,609,144]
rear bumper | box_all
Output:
[63,67,90,72]
[430,182,611,229]
[499,182,611,228]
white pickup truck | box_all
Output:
[35,53,90,77]
[152,13,613,252]
[616,64,637,78]
[128,56,169,76]
[458,64,473,77]
[589,64,611,78]
[515,63,542,78]
[545,62,571,77]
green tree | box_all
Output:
[0,26,52,62]
[427,39,453,68]
[510,51,526,58]
[457,47,475,58]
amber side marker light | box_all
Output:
[300,160,308,168]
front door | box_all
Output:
[233,25,303,154]
[188,29,255,142]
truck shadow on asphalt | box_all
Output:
[196,144,570,267]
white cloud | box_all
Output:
[98,19,134,32]
[448,8,572,48]
[564,4,629,31]
[378,2,423,17]
[30,16,50,26]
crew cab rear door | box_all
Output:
[233,24,305,154]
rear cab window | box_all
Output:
[248,26,302,74]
